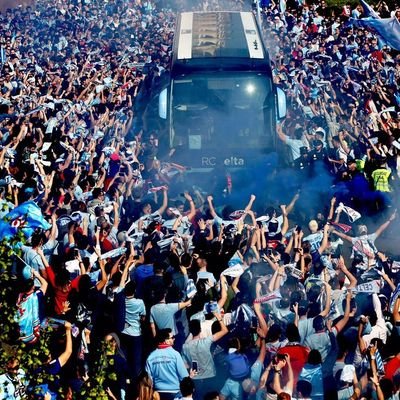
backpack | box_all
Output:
[226,352,250,380]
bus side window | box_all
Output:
[276,87,287,120]
[159,88,167,119]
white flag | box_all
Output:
[337,202,361,222]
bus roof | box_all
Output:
[172,11,270,75]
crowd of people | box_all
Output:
[0,0,400,399]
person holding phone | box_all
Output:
[182,311,229,400]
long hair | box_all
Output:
[106,332,126,360]
[137,371,157,400]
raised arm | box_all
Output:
[254,300,268,338]
[280,205,289,236]
[285,192,299,216]
[319,282,332,318]
[217,274,228,310]
[244,194,256,212]
[331,229,353,243]
[338,256,357,288]
[317,224,330,254]
[207,195,218,219]
[95,258,108,291]
[211,311,229,341]
[112,202,120,230]
[277,123,288,143]
[374,211,396,239]
[155,188,168,215]
[184,191,196,220]
[58,322,73,367]
[369,344,385,400]
[327,197,336,221]
[32,268,48,295]
[333,290,351,334]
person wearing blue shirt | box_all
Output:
[146,329,189,400]
[119,279,146,383]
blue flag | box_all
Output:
[0,201,52,241]
[347,0,400,51]
[348,17,400,51]
[360,0,380,18]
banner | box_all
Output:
[352,280,381,294]
[100,247,127,260]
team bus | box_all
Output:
[136,11,286,170]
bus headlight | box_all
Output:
[245,83,256,94]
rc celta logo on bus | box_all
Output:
[201,157,245,166]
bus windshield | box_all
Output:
[171,72,274,150]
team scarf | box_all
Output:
[329,221,352,233]
[221,264,244,278]
[158,343,173,349]
[254,290,282,304]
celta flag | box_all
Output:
[0,220,13,240]
[0,201,52,240]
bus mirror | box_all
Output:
[276,87,287,120]
[159,88,167,119]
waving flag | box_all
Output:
[336,202,361,222]
[360,0,380,18]
[0,201,51,241]
[347,0,400,51]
